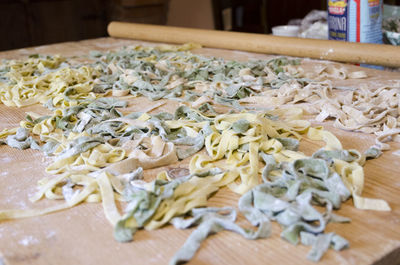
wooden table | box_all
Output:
[0,38,399,265]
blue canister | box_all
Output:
[328,0,383,68]
[328,0,383,43]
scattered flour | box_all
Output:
[46,230,56,239]
[0,157,12,163]
[392,150,400,156]
[18,235,39,246]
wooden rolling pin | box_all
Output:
[108,21,400,68]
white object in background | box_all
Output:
[299,21,328,39]
[271,25,300,37]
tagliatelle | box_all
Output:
[0,175,98,220]
[89,44,400,152]
[97,172,122,225]
[196,110,307,194]
[0,136,179,223]
[0,104,390,261]
[333,159,390,211]
[127,136,178,169]
[0,55,99,108]
[0,44,395,264]
[0,127,19,139]
[307,127,343,150]
[239,67,400,152]
[144,173,221,230]
[305,63,368,81]
[307,127,390,211]
[181,110,389,211]
[45,142,126,174]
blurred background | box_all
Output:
[0,0,399,51]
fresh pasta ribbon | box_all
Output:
[97,172,122,225]
[0,127,19,139]
[307,127,343,150]
[0,176,98,221]
[308,127,390,211]
[333,159,391,211]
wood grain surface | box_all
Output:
[0,38,399,265]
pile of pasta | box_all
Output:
[240,64,400,151]
[0,55,99,108]
[0,45,395,264]
[91,44,400,152]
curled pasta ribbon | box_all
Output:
[97,172,122,225]
[307,126,390,211]
[21,114,62,136]
[0,170,123,225]
[334,159,391,211]
[0,127,19,139]
[127,136,178,169]
[307,64,367,81]
[0,174,98,221]
[307,127,342,150]
[374,128,400,151]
